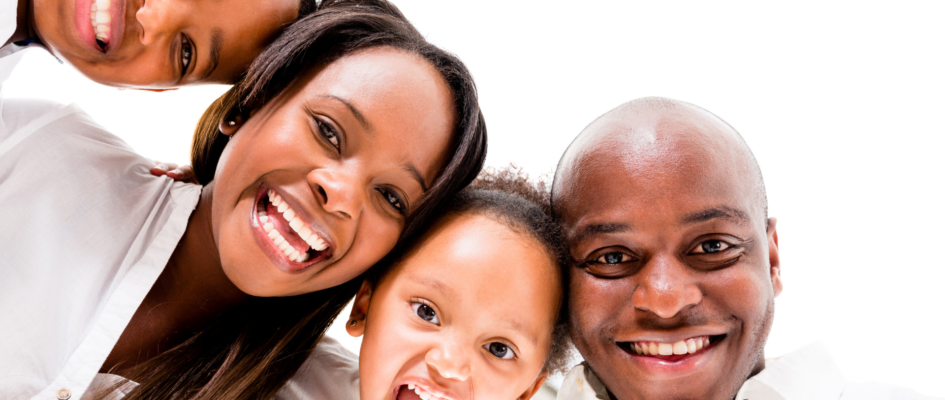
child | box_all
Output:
[346,169,572,400]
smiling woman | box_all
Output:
[0,0,485,399]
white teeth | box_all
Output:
[407,384,415,390]
[262,189,331,260]
[90,0,112,43]
[632,336,714,357]
[658,343,673,356]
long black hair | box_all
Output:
[116,1,487,398]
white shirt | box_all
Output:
[0,98,202,400]
[556,343,940,400]
[83,335,361,400]
[0,98,362,399]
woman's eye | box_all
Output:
[180,34,193,74]
[315,119,340,150]
[411,302,439,325]
[692,239,732,254]
[377,188,406,216]
[593,251,631,264]
[485,342,515,360]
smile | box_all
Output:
[79,0,124,52]
[618,335,724,362]
[255,188,332,266]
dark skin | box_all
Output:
[10,0,298,88]
[552,98,782,400]
[101,48,455,373]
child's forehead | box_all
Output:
[386,213,560,321]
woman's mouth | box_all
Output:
[255,188,331,266]
[618,335,724,362]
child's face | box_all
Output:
[30,0,298,87]
[348,213,561,400]
[210,46,454,297]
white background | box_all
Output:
[6,0,944,396]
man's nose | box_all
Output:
[425,337,472,382]
[136,0,190,46]
[631,254,703,318]
[307,168,363,221]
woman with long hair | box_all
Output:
[0,1,486,398]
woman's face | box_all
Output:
[210,46,455,297]
[349,213,561,400]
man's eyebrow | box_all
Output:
[196,29,223,81]
[573,223,631,242]
[681,206,750,225]
[319,95,371,131]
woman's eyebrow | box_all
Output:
[196,29,223,81]
[403,164,429,193]
[319,95,371,131]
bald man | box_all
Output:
[551,98,936,400]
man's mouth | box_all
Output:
[618,335,724,362]
[256,189,331,264]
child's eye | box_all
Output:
[411,302,439,325]
[485,342,515,360]
[376,187,407,216]
[179,34,193,76]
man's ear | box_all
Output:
[516,372,548,400]
[767,217,783,297]
[218,114,245,137]
[346,280,374,337]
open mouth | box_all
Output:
[255,188,331,265]
[393,384,452,400]
[618,335,725,362]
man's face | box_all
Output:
[30,0,298,87]
[555,113,782,400]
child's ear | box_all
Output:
[516,372,548,400]
[345,280,374,337]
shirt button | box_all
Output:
[56,389,71,399]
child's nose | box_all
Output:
[425,341,471,382]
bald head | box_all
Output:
[552,97,767,228]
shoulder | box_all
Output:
[275,335,360,400]
[556,362,611,400]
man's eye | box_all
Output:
[485,342,515,360]
[593,252,631,264]
[315,119,340,150]
[180,34,193,74]
[377,188,406,216]
[692,240,732,254]
[411,302,439,325]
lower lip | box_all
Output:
[74,0,125,53]
[621,338,722,375]
[249,185,325,274]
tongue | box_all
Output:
[265,202,310,255]
[396,386,422,400]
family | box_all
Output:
[0,0,938,400]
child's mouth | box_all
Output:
[256,188,331,264]
[394,383,450,400]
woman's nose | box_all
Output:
[136,0,189,46]
[307,169,363,220]
[425,339,471,382]
[631,254,703,319]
